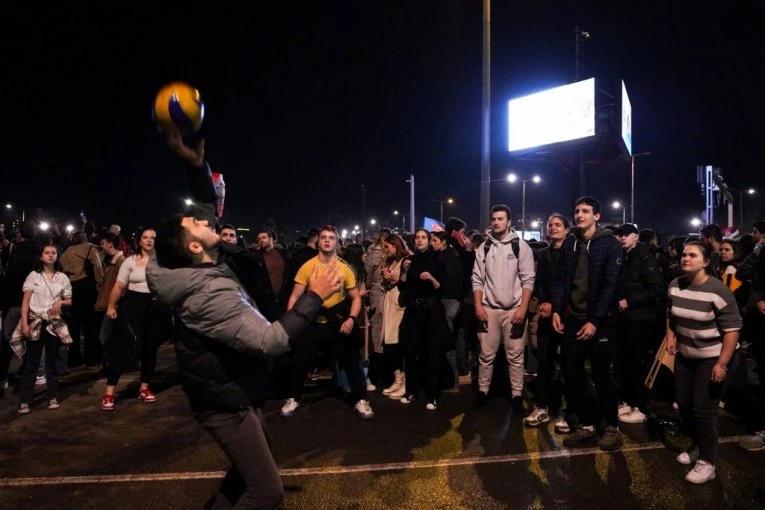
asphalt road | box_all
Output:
[1,343,764,509]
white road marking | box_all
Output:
[0,435,750,486]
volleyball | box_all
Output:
[152,82,204,134]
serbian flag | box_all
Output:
[212,172,225,220]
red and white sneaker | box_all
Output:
[101,394,115,411]
[139,388,157,403]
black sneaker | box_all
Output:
[470,391,489,410]
[511,396,526,417]
[598,426,623,451]
[562,426,597,447]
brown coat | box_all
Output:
[60,242,104,284]
[94,252,126,311]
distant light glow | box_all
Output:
[508,78,596,152]
[5,204,11,209]
[65,225,75,233]
[184,198,193,206]
[39,222,50,231]
[612,201,621,209]
[748,188,755,194]
[691,218,702,227]
[530,221,539,229]
[532,175,541,183]
[507,174,517,183]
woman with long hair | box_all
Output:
[666,240,742,484]
[397,229,450,410]
[379,234,410,399]
[102,228,162,410]
[718,240,742,293]
[17,243,72,413]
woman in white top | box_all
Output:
[101,228,161,411]
[18,243,72,414]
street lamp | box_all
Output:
[690,218,702,228]
[733,187,756,228]
[393,210,405,230]
[5,203,25,221]
[630,152,651,223]
[612,201,626,224]
[431,197,454,223]
[184,198,194,206]
[507,173,541,236]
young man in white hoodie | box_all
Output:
[470,204,536,414]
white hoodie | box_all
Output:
[471,230,536,309]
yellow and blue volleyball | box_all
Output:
[152,82,204,134]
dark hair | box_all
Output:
[432,231,448,242]
[34,243,64,273]
[639,228,659,247]
[20,221,38,240]
[738,234,755,259]
[699,224,723,243]
[471,232,485,247]
[444,217,466,234]
[413,228,431,240]
[752,220,765,234]
[547,213,571,230]
[383,234,409,262]
[257,229,276,241]
[575,196,600,215]
[682,240,712,266]
[155,214,193,269]
[100,232,120,250]
[490,204,512,220]
[219,223,236,233]
[135,227,156,259]
[720,239,738,258]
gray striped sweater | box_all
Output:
[668,276,742,359]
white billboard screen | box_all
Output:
[621,80,632,156]
[507,78,596,152]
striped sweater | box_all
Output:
[668,276,742,359]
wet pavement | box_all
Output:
[1,343,764,509]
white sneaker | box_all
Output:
[280,398,300,418]
[619,407,647,424]
[35,375,47,386]
[617,402,631,417]
[18,403,30,414]
[354,399,374,420]
[400,393,415,404]
[672,402,679,410]
[554,417,570,434]
[48,398,60,410]
[524,406,550,427]
[685,460,715,484]
[425,400,437,411]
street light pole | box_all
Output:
[630,151,651,223]
[521,180,527,237]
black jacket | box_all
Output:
[551,228,622,328]
[617,243,666,324]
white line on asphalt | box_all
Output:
[0,435,750,486]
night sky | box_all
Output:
[3,1,763,241]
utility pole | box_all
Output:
[480,0,491,227]
[407,174,415,233]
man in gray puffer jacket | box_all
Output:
[147,211,342,509]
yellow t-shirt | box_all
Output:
[295,255,357,309]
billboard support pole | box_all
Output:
[480,0,491,229]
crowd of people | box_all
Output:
[1,135,764,506]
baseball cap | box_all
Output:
[617,223,639,236]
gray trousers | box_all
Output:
[477,307,527,397]
[195,406,283,509]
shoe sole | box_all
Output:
[686,473,715,484]
[524,417,550,427]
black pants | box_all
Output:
[288,321,366,404]
[562,316,618,429]
[68,278,100,366]
[400,302,450,401]
[20,327,60,403]
[105,291,160,386]
[195,406,283,509]
[535,318,564,410]
[616,319,656,411]
[675,355,723,463]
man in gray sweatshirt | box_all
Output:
[470,204,536,414]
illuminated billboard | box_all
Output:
[621,80,632,156]
[507,78,596,152]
